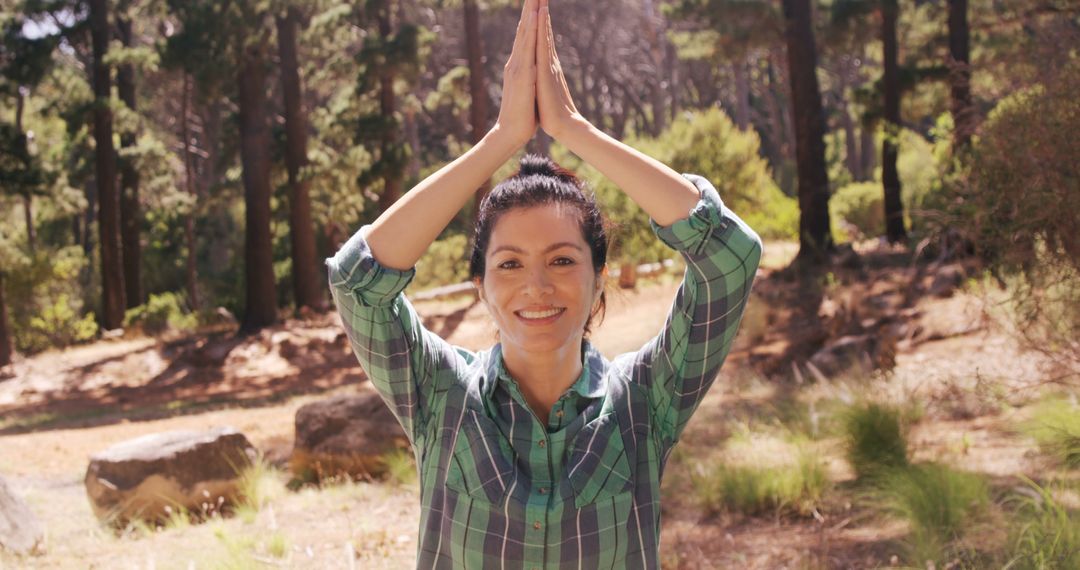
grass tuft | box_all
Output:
[381,448,418,486]
[691,447,829,517]
[1023,396,1080,468]
[1002,477,1080,569]
[841,402,910,480]
[879,463,989,566]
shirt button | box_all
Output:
[539,487,548,494]
[538,439,546,448]
[533,521,541,530]
[555,410,564,418]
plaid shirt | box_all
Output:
[328,174,762,569]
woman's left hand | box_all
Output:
[536,0,586,139]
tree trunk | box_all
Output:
[376,5,403,215]
[237,46,278,331]
[882,0,907,243]
[841,105,860,180]
[180,74,200,311]
[90,0,126,329]
[117,14,142,308]
[781,0,833,265]
[0,272,11,366]
[859,119,876,181]
[15,91,36,254]
[733,59,751,130]
[947,0,973,150]
[641,0,667,135]
[277,7,323,313]
[464,0,492,221]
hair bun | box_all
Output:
[517,154,559,177]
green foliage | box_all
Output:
[1022,397,1080,469]
[842,402,910,480]
[879,463,989,565]
[380,448,418,487]
[830,182,883,243]
[1003,478,1080,569]
[691,447,829,516]
[407,233,470,292]
[6,247,97,353]
[123,292,198,336]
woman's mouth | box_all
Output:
[514,307,566,323]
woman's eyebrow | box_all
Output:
[490,242,584,256]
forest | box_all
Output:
[0,0,1078,568]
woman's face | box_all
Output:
[478,204,602,357]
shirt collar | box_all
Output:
[482,340,607,402]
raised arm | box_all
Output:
[366,0,541,270]
[534,0,699,226]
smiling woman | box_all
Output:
[326,0,762,567]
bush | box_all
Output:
[955,59,1080,372]
[407,233,470,292]
[5,246,98,353]
[880,463,989,565]
[842,402,910,480]
[830,182,884,243]
[691,448,829,517]
[124,292,197,335]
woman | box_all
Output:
[327,0,763,567]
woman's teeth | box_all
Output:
[518,308,564,319]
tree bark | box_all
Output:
[180,74,200,311]
[882,0,907,243]
[15,91,36,254]
[641,0,667,134]
[859,119,876,181]
[277,6,323,312]
[947,0,974,150]
[733,59,751,130]
[237,45,278,331]
[89,0,126,328]
[117,13,142,308]
[376,4,403,215]
[781,0,834,265]
[464,0,492,220]
[0,272,11,366]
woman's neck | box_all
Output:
[501,339,583,422]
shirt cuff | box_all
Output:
[325,225,416,307]
[651,174,736,256]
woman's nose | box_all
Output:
[524,268,555,297]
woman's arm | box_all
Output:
[534,0,699,226]
[367,0,541,270]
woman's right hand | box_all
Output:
[492,0,539,149]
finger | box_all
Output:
[537,0,551,67]
[510,0,536,59]
[521,0,539,65]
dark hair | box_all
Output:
[469,154,609,334]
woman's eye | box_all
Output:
[552,257,575,266]
[497,260,521,270]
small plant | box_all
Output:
[381,448,418,486]
[1002,477,1080,569]
[879,463,989,566]
[235,454,281,516]
[842,402,910,480]
[1023,397,1080,468]
[123,292,198,335]
[691,448,829,517]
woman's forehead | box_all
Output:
[487,204,587,252]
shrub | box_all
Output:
[5,246,98,353]
[123,292,197,335]
[1022,397,1080,469]
[408,233,470,292]
[842,402,910,480]
[830,182,884,243]
[880,463,989,565]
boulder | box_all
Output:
[85,426,256,526]
[808,332,897,378]
[291,390,410,483]
[0,475,44,555]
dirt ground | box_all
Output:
[0,241,1073,569]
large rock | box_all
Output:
[291,390,410,483]
[808,332,897,378]
[85,427,256,526]
[0,475,44,555]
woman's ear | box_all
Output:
[473,277,485,303]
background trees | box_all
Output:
[1,0,1077,356]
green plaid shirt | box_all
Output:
[328,174,762,569]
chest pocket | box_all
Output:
[566,412,634,509]
[445,409,516,504]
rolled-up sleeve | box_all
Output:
[327,226,465,444]
[633,174,763,449]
